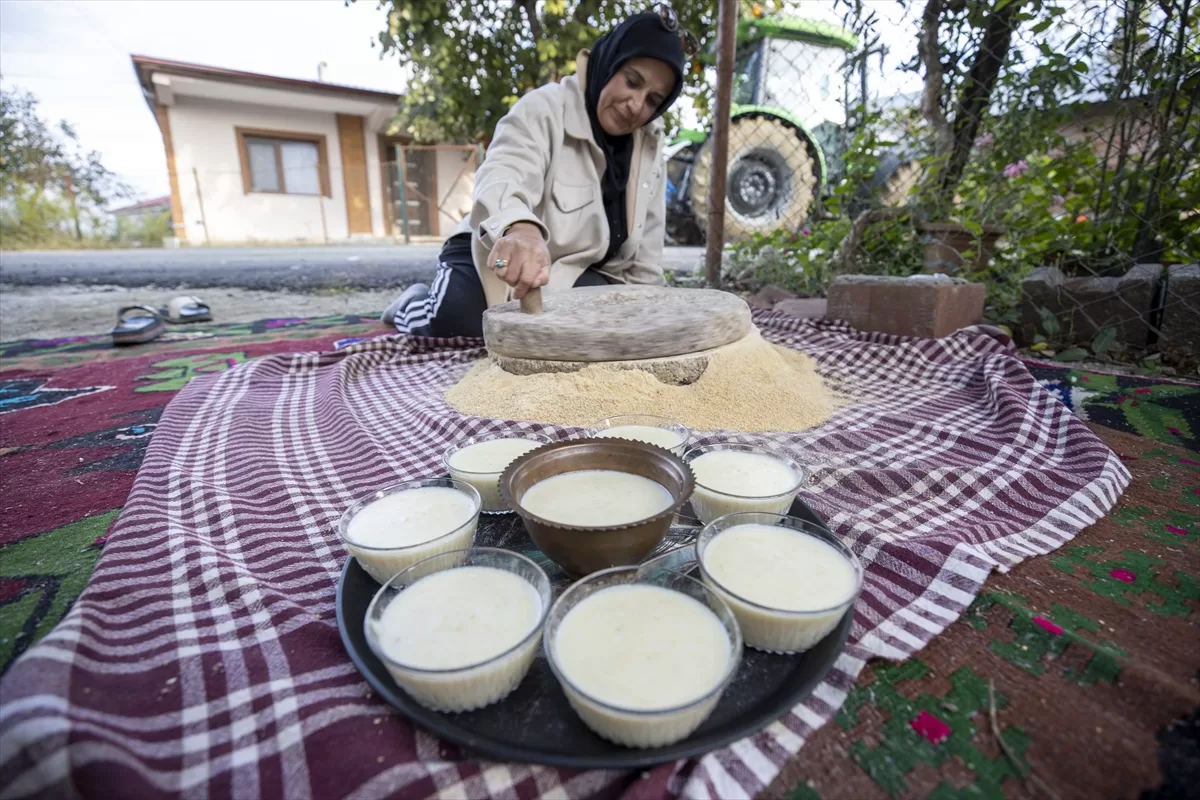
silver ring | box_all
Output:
[494,259,508,271]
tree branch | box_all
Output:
[938,0,1025,196]
[838,207,911,273]
[919,0,954,158]
[519,0,542,44]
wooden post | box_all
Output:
[192,167,210,245]
[704,0,738,288]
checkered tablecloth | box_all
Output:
[0,312,1128,799]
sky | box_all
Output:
[0,0,405,202]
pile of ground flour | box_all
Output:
[445,329,842,432]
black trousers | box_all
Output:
[395,233,611,338]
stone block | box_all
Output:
[1019,264,1163,349]
[1018,266,1065,342]
[826,275,986,339]
[773,298,827,319]
[1160,263,1199,362]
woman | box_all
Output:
[383,9,689,338]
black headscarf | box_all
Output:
[585,12,685,266]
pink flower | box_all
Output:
[1033,616,1064,635]
[92,535,108,547]
[1003,160,1029,179]
[1165,525,1187,535]
[1109,568,1136,583]
[801,228,811,236]
[1135,388,1152,395]
[974,133,994,148]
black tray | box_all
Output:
[336,498,852,769]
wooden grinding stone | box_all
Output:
[483,285,752,363]
[490,334,754,386]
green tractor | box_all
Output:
[665,15,920,243]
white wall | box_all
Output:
[436,146,476,235]
[168,96,348,244]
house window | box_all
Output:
[236,128,330,196]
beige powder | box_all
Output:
[445,329,843,432]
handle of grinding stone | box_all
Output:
[520,287,543,314]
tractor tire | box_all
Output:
[877,158,923,207]
[689,115,818,241]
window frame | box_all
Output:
[235,127,331,197]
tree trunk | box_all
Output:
[918,0,953,158]
[64,173,82,241]
[518,0,544,83]
[937,0,1025,198]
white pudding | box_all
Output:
[594,425,686,453]
[701,522,859,652]
[552,584,732,747]
[342,484,479,583]
[369,565,544,711]
[446,437,543,513]
[520,470,674,527]
[688,449,802,524]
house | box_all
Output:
[111,196,171,222]
[132,55,476,245]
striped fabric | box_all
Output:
[0,312,1128,799]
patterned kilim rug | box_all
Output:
[0,312,1196,799]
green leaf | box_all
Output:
[1031,18,1053,34]
[1034,333,1047,344]
[1091,327,1117,354]
[1056,348,1090,362]
[1037,306,1061,337]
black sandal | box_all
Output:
[111,306,166,345]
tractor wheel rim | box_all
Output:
[728,155,784,218]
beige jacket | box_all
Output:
[457,52,667,308]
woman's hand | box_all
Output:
[488,222,550,299]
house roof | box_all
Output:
[111,196,171,215]
[130,55,402,106]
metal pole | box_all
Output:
[317,194,329,244]
[192,167,210,245]
[705,0,738,288]
[394,144,411,245]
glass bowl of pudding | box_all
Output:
[499,439,694,577]
[366,547,552,712]
[696,513,863,653]
[338,478,481,584]
[683,442,805,525]
[544,563,742,748]
[587,415,691,455]
[443,432,551,513]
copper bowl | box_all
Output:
[498,439,695,577]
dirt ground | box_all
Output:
[0,284,396,341]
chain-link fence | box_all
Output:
[685,0,1198,372]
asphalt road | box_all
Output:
[0,245,705,291]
